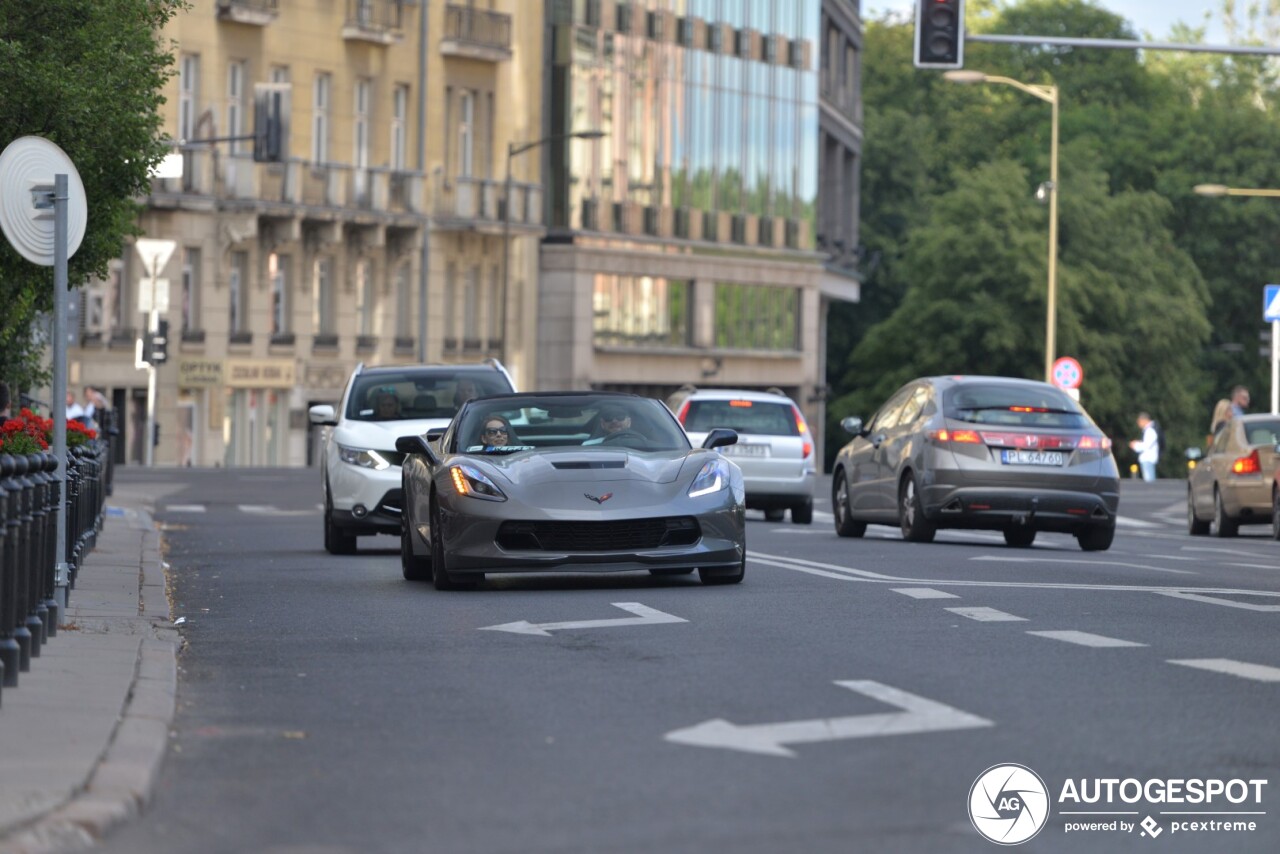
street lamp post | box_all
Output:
[945,71,1060,384]
[501,130,604,370]
[1194,183,1280,414]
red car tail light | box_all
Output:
[790,405,813,458]
[928,428,982,444]
[1232,449,1261,475]
[676,400,691,425]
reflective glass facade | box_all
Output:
[549,0,820,246]
[593,274,691,347]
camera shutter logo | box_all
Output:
[969,764,1050,845]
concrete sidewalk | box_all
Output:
[0,483,178,854]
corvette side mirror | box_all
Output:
[396,434,440,467]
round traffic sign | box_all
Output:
[0,136,87,267]
[1051,356,1083,390]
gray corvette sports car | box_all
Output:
[395,391,747,589]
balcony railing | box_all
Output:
[434,177,542,229]
[216,0,278,26]
[344,0,405,44]
[441,4,512,61]
[151,148,425,217]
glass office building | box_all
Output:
[538,0,846,455]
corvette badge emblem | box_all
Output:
[585,492,613,504]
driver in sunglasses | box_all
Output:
[582,407,632,445]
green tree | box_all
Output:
[0,0,186,391]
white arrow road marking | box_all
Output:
[1158,591,1280,612]
[1168,659,1280,683]
[479,602,687,637]
[663,680,992,757]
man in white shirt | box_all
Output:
[1128,412,1160,482]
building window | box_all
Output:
[395,263,412,337]
[313,257,334,334]
[488,264,502,344]
[463,265,479,344]
[713,282,798,351]
[443,262,457,348]
[108,260,125,333]
[592,274,690,348]
[355,259,374,336]
[391,84,408,171]
[269,252,291,334]
[458,89,474,178]
[354,78,371,170]
[181,247,201,334]
[312,72,331,164]
[271,65,289,85]
[179,54,200,142]
[227,60,246,154]
[229,250,249,334]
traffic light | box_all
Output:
[914,0,965,70]
[147,319,169,365]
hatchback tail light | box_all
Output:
[1076,434,1113,451]
[676,400,691,425]
[1232,449,1261,475]
[928,428,982,444]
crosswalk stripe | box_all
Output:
[1027,630,1146,648]
[166,504,206,513]
[1168,659,1280,683]
[945,606,1026,622]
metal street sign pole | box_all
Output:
[145,262,159,467]
[52,174,70,612]
[1272,318,1278,415]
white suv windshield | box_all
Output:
[346,371,511,422]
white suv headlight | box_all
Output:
[338,444,392,471]
[688,458,730,498]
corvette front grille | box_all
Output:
[496,517,701,551]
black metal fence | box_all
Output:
[0,432,112,704]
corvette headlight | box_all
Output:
[338,444,392,471]
[449,464,507,501]
[688,458,730,498]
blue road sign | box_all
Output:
[1267,285,1280,322]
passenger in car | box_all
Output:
[477,415,517,447]
[373,391,401,420]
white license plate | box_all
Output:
[1001,449,1065,466]
[723,443,769,457]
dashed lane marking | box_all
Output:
[971,556,1196,576]
[892,587,960,599]
[945,606,1027,622]
[1027,630,1147,648]
[165,504,206,512]
[1167,659,1280,683]
[1158,591,1280,612]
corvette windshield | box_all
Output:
[456,394,691,454]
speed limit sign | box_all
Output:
[1051,356,1083,390]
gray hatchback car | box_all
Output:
[831,376,1120,550]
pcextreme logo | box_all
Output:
[969,764,1050,845]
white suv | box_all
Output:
[672,387,816,524]
[310,360,516,554]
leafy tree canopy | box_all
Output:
[0,0,186,391]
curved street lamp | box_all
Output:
[502,129,606,366]
[945,70,1060,384]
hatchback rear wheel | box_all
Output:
[898,472,936,543]
[1076,523,1115,551]
[791,498,813,525]
[1003,527,1036,548]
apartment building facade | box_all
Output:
[536,0,861,457]
[67,0,543,467]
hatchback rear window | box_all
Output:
[683,400,799,435]
[943,384,1089,429]
[1244,420,1280,446]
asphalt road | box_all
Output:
[96,469,1279,854]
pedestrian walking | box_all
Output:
[1128,411,1161,482]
